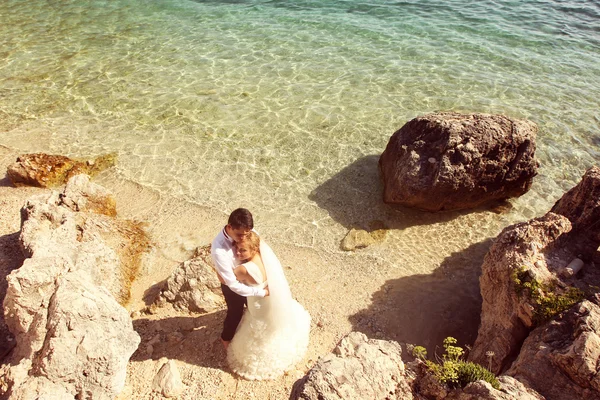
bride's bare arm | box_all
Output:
[233,264,258,285]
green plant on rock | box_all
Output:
[511,266,585,324]
[421,337,500,390]
[412,345,428,361]
[455,361,500,390]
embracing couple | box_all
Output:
[210,208,311,380]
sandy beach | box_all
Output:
[0,145,488,399]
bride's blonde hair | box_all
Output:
[240,231,260,254]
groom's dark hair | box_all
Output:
[228,208,254,229]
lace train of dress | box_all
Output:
[227,259,310,380]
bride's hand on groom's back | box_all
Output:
[264,287,270,296]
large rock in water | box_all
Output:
[379,113,538,211]
[7,152,116,188]
[0,175,144,399]
[470,167,600,376]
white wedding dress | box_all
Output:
[227,241,311,380]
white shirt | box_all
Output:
[211,227,267,297]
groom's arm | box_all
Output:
[212,249,267,297]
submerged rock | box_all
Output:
[340,228,375,251]
[7,152,116,188]
[340,221,388,251]
[379,112,538,211]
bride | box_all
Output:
[226,232,311,380]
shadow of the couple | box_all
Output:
[131,310,231,371]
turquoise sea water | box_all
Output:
[1,0,599,265]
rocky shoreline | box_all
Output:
[1,113,599,399]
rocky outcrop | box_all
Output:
[379,113,538,211]
[7,153,116,188]
[551,166,600,246]
[18,175,150,304]
[469,213,573,373]
[153,245,224,313]
[443,377,544,400]
[291,332,414,400]
[507,298,600,400]
[291,332,544,400]
[2,270,140,399]
[61,174,117,217]
[470,167,600,376]
[0,175,144,399]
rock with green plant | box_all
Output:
[416,337,500,391]
[471,167,600,375]
[410,337,543,400]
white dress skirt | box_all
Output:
[227,259,311,380]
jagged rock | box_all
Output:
[552,166,600,246]
[469,213,572,373]
[61,174,117,217]
[507,298,600,400]
[18,177,150,304]
[471,167,600,374]
[7,153,116,188]
[495,376,545,400]
[1,267,140,399]
[155,245,224,313]
[379,112,538,211]
[3,376,73,400]
[0,176,144,399]
[291,333,543,400]
[152,359,184,398]
[290,332,414,400]
[444,377,544,400]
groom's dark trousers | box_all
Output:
[221,284,248,341]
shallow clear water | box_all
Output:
[1,0,599,266]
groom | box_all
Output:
[211,208,268,350]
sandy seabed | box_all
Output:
[0,145,485,399]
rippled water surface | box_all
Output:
[1,0,599,265]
